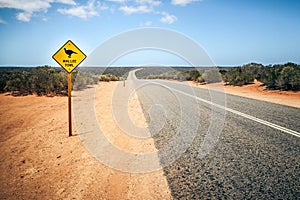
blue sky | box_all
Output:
[0,0,299,67]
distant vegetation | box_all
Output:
[1,66,68,96]
[137,63,300,91]
[138,69,222,83]
[99,74,120,82]
[222,62,300,90]
[0,63,299,96]
[136,67,221,83]
[0,66,126,96]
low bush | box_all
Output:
[221,62,300,90]
[99,74,120,82]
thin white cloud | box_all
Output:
[160,12,177,24]
[0,0,187,24]
[119,5,152,15]
[135,0,161,7]
[144,20,152,26]
[55,0,77,5]
[140,20,152,26]
[0,17,7,24]
[116,0,178,24]
[0,0,51,11]
[16,12,32,22]
[57,0,101,19]
[106,0,127,3]
[107,0,160,5]
[118,0,161,15]
[0,0,76,22]
[171,0,199,6]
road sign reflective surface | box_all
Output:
[52,40,86,73]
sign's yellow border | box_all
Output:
[52,40,87,73]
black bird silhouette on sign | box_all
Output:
[64,48,77,58]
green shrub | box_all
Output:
[222,62,300,91]
[223,66,254,86]
[2,66,99,96]
[99,74,120,82]
[275,65,300,90]
[197,76,205,83]
[202,70,222,83]
[73,72,98,90]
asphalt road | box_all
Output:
[127,69,300,199]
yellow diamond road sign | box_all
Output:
[52,40,86,73]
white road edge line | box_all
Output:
[162,84,300,138]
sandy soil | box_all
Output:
[188,80,300,108]
[93,82,171,199]
[1,80,299,199]
[0,82,172,200]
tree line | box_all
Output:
[140,63,300,91]
[0,66,68,96]
[142,69,222,83]
[0,66,132,96]
[0,66,109,96]
[1,63,299,96]
[221,62,300,90]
